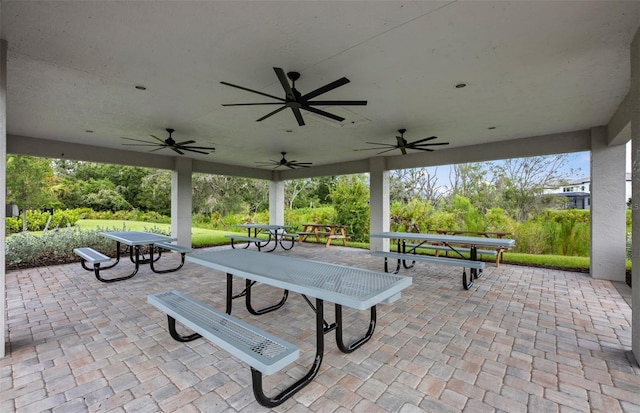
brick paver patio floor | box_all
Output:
[1,243,638,412]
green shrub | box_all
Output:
[5,224,170,269]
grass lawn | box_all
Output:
[75,219,233,248]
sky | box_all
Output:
[425,141,631,188]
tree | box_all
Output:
[192,174,269,217]
[390,167,443,205]
[6,155,58,231]
[328,174,370,242]
[491,154,575,221]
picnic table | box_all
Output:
[226,224,298,252]
[370,231,515,289]
[151,249,412,407]
[298,223,349,247]
[74,231,192,282]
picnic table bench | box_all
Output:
[414,230,514,266]
[148,290,299,405]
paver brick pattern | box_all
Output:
[1,243,638,412]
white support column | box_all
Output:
[630,27,640,365]
[590,127,626,281]
[171,157,192,246]
[369,157,389,252]
[1,39,7,358]
[269,173,285,225]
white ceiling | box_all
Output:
[2,1,639,172]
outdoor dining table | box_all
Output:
[231,223,296,252]
[186,249,412,405]
[298,223,349,247]
[370,231,516,288]
[97,231,181,280]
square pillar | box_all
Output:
[369,157,389,252]
[590,126,627,281]
[1,40,7,358]
[630,27,640,365]
[269,174,285,225]
[171,157,193,246]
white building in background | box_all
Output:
[544,173,632,210]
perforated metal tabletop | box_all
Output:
[370,231,516,248]
[187,249,412,310]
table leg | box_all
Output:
[251,297,324,408]
[225,274,288,315]
[401,240,416,269]
[335,305,376,353]
[90,242,139,283]
[149,244,187,273]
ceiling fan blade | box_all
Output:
[290,162,312,168]
[149,134,167,144]
[274,67,296,101]
[291,107,305,126]
[301,105,344,122]
[180,145,216,150]
[365,142,397,148]
[307,100,367,106]
[408,147,434,152]
[175,140,196,146]
[354,147,388,152]
[171,147,185,155]
[301,77,350,101]
[411,142,450,148]
[122,142,161,147]
[376,148,400,155]
[256,105,287,122]
[222,102,284,106]
[400,147,407,155]
[409,136,438,144]
[121,137,158,144]
[182,148,210,155]
[220,81,284,102]
[149,146,168,152]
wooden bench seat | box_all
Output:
[148,290,299,406]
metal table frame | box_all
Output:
[186,249,412,407]
[370,232,515,289]
[234,224,295,252]
[95,231,180,281]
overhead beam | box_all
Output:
[8,134,174,170]
[608,91,632,146]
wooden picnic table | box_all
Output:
[298,223,349,247]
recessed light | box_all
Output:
[135,85,147,90]
[455,83,467,89]
[85,130,94,133]
[286,129,293,133]
[488,126,496,130]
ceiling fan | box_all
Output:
[220,67,367,126]
[121,128,215,155]
[357,129,449,155]
[255,152,312,169]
